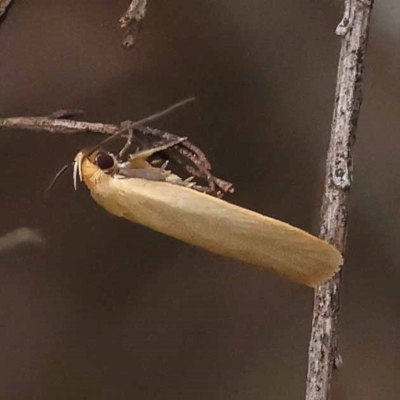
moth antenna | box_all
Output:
[84,97,196,158]
[73,160,78,191]
[46,163,73,192]
[184,176,194,182]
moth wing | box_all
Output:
[92,176,342,287]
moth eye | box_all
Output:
[96,153,115,170]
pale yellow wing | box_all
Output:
[80,156,342,287]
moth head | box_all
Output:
[73,150,118,190]
[93,151,118,173]
[49,98,200,192]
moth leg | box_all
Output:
[167,178,210,194]
[118,128,134,159]
[129,137,187,161]
[118,167,167,181]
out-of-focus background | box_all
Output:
[0,1,399,399]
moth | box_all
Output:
[71,118,342,288]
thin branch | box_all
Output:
[119,0,149,49]
[0,0,13,18]
[0,227,44,254]
[0,114,120,135]
[0,96,195,136]
[305,1,375,399]
[0,110,234,196]
[120,0,148,26]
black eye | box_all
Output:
[96,153,115,170]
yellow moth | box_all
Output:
[73,137,342,287]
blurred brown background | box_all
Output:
[0,1,399,399]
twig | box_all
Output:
[0,114,120,135]
[119,0,149,49]
[0,0,13,18]
[0,97,195,136]
[305,1,375,399]
[120,0,148,27]
[0,110,234,196]
[0,227,44,253]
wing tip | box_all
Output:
[304,246,343,288]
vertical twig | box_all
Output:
[119,0,149,49]
[305,1,375,399]
[0,227,44,253]
[0,0,13,17]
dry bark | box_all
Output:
[305,1,375,399]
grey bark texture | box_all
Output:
[120,0,149,48]
[0,0,13,17]
[305,1,375,399]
